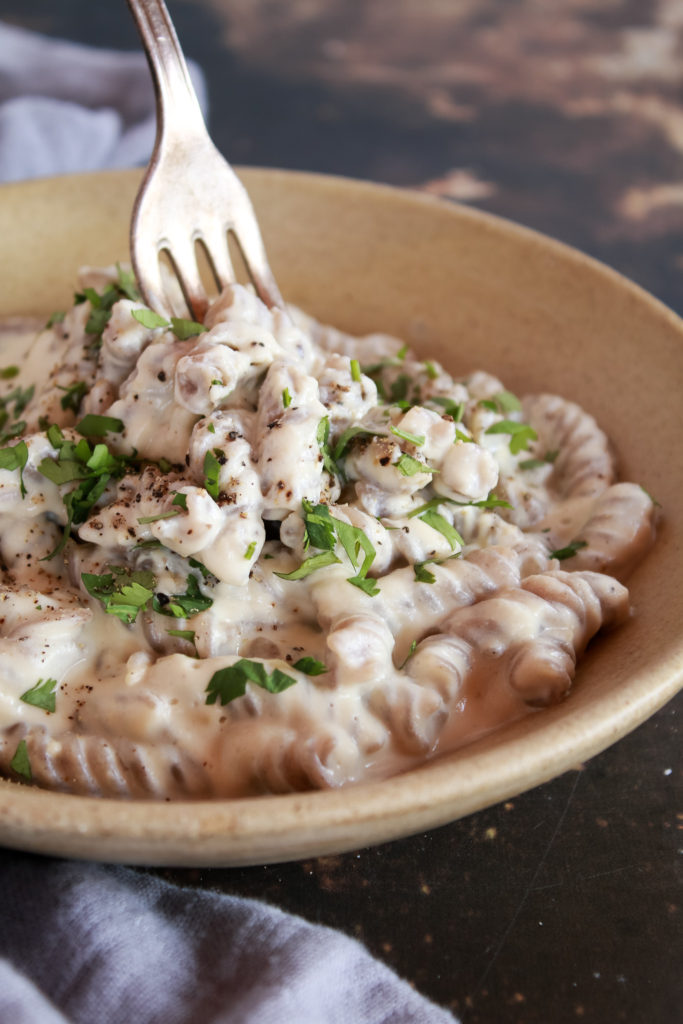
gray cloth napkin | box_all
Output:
[0,852,456,1024]
[0,22,457,1024]
[0,21,207,181]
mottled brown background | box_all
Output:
[1,2,681,1022]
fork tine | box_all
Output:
[198,222,235,294]
[164,237,210,322]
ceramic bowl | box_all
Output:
[0,168,681,866]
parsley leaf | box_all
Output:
[275,550,341,580]
[550,539,588,561]
[116,264,141,301]
[396,453,436,476]
[203,449,222,500]
[10,739,31,780]
[153,574,213,618]
[414,562,436,584]
[332,425,380,462]
[82,567,156,624]
[302,500,337,551]
[350,359,361,382]
[45,311,65,328]
[316,416,338,478]
[348,574,381,595]
[132,309,170,330]
[0,440,29,497]
[418,509,463,549]
[430,396,465,421]
[20,677,58,713]
[282,387,292,409]
[292,656,328,675]
[170,317,207,340]
[485,419,537,455]
[245,540,257,559]
[390,425,425,446]
[0,366,19,380]
[58,380,89,414]
[76,414,124,437]
[205,659,297,705]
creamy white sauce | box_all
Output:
[0,275,657,799]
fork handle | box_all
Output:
[126,0,205,142]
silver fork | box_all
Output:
[126,0,283,321]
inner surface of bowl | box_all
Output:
[0,168,681,866]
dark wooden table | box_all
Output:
[3,2,681,1021]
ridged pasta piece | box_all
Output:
[0,724,213,799]
[553,482,657,579]
[523,393,616,499]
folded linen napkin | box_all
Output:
[0,21,207,181]
[0,851,456,1024]
[0,22,457,1024]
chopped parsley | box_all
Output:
[0,440,29,497]
[485,419,537,455]
[275,549,341,580]
[396,453,436,477]
[418,509,463,549]
[45,311,65,328]
[316,416,338,478]
[332,425,379,462]
[82,567,156,624]
[203,449,222,500]
[76,413,124,437]
[20,677,58,713]
[292,656,328,676]
[430,396,465,421]
[171,491,188,510]
[423,360,439,380]
[205,659,297,706]
[137,508,183,524]
[153,574,213,618]
[479,390,522,414]
[170,317,207,340]
[350,359,361,382]
[132,308,170,330]
[295,500,379,593]
[282,387,292,409]
[37,428,135,556]
[167,628,196,643]
[0,365,19,380]
[550,539,588,561]
[390,425,425,446]
[0,383,33,444]
[58,380,89,414]
[10,739,31,780]
[245,540,257,559]
[413,562,436,584]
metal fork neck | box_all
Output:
[126,0,205,142]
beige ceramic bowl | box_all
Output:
[0,168,681,866]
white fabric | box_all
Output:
[0,21,207,181]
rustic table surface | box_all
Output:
[2,2,681,1021]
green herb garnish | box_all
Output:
[485,419,537,455]
[390,425,425,446]
[396,453,436,477]
[10,739,31,780]
[82,567,156,623]
[292,656,328,676]
[550,539,588,561]
[20,677,58,713]
[203,449,222,500]
[206,659,297,706]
